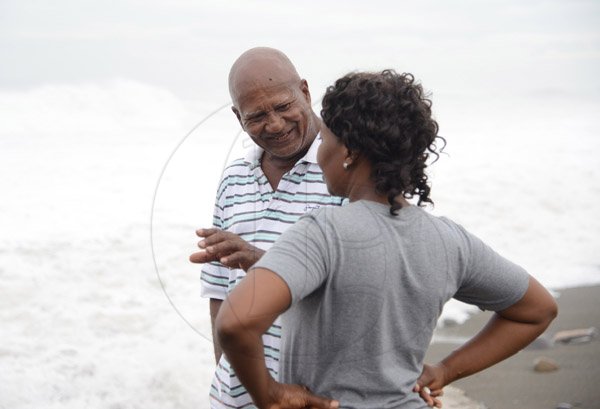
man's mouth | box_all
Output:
[271,129,293,142]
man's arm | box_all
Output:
[216,267,339,409]
[194,228,265,364]
[415,276,558,405]
[209,298,224,364]
[190,228,265,271]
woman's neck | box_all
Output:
[344,159,409,207]
[347,189,410,208]
[347,187,387,204]
[344,165,411,208]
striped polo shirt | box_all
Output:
[201,135,345,409]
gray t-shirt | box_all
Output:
[253,200,529,409]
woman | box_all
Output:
[216,70,557,409]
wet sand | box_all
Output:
[428,285,600,409]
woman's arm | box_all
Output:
[416,276,558,403]
[216,267,339,409]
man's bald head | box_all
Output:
[226,47,320,165]
[228,47,301,106]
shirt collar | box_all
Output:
[243,133,321,169]
[244,144,263,169]
[300,133,320,165]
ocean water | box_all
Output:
[0,82,218,409]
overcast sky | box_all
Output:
[1,0,599,102]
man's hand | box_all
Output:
[190,228,265,271]
[262,381,339,409]
[413,363,446,408]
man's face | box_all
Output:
[233,80,313,162]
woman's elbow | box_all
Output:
[543,297,558,326]
[215,306,244,348]
[502,278,559,329]
[532,289,559,330]
[536,280,559,327]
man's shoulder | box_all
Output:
[214,158,257,199]
[221,158,253,177]
[217,158,255,186]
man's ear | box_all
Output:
[299,79,311,105]
[231,106,245,130]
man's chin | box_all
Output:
[269,136,307,161]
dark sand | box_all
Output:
[427,285,600,409]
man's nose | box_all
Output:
[264,112,285,134]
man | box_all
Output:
[190,47,345,408]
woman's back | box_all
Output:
[256,200,529,408]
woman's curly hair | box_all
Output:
[321,69,445,215]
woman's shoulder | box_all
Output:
[302,200,371,220]
[299,201,390,240]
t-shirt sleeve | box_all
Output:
[251,211,329,304]
[200,184,230,300]
[451,222,530,311]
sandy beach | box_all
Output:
[428,285,600,409]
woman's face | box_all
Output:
[317,124,349,197]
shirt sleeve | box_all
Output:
[251,211,330,304]
[200,185,230,300]
[451,222,530,311]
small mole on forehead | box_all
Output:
[268,78,272,81]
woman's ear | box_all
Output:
[344,149,360,167]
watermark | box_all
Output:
[150,101,234,341]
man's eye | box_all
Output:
[246,115,265,123]
[276,103,291,112]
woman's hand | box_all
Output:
[413,363,447,408]
[263,381,339,409]
[414,276,557,408]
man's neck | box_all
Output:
[263,146,307,173]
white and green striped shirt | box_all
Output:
[201,136,345,408]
